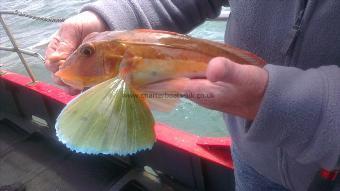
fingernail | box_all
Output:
[58,60,66,68]
[46,62,59,73]
[48,52,62,62]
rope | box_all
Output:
[11,10,66,23]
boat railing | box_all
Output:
[0,10,66,82]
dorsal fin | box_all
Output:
[134,29,181,36]
[118,30,266,67]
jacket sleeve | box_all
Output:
[247,64,340,170]
[81,0,227,33]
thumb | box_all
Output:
[207,57,253,84]
[56,30,80,58]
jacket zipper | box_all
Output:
[282,0,309,66]
[278,2,311,190]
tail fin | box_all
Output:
[55,77,155,155]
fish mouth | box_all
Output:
[55,70,85,90]
[55,70,114,90]
[54,70,69,82]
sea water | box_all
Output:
[0,0,229,137]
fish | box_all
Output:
[54,29,265,155]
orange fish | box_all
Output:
[55,29,265,155]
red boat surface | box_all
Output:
[0,70,234,191]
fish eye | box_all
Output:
[79,44,95,57]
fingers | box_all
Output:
[183,57,269,119]
[45,36,76,70]
[207,57,268,89]
[46,43,77,95]
[182,79,220,109]
[44,27,79,96]
[46,34,79,95]
[45,53,66,72]
[207,57,243,84]
[45,34,59,72]
[44,11,109,95]
[45,35,64,72]
[45,11,108,95]
[45,23,81,72]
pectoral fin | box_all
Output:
[118,49,188,112]
[55,77,155,155]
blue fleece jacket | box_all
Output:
[81,1,340,190]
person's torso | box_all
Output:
[226,0,340,69]
[224,1,340,190]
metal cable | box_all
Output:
[0,10,65,81]
[0,10,66,22]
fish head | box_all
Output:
[55,32,126,90]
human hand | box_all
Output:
[45,11,108,94]
[183,57,268,120]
